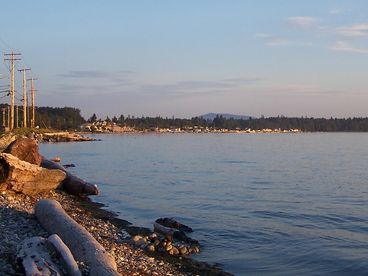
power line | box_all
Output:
[18,68,30,127]
[4,52,21,130]
[27,77,37,128]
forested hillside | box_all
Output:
[0,104,85,130]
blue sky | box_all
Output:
[0,1,368,119]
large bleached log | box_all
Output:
[3,137,42,165]
[40,158,99,196]
[0,153,66,195]
[48,234,81,276]
[17,236,62,276]
[35,199,119,276]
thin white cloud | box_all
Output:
[267,38,291,47]
[329,9,342,15]
[329,41,368,54]
[288,16,318,29]
[337,23,368,37]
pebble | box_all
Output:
[132,235,143,242]
[165,243,173,251]
[146,244,155,252]
[179,246,188,255]
[172,247,179,255]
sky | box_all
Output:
[0,0,368,119]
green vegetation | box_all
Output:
[1,103,368,132]
[89,114,368,132]
[0,104,85,131]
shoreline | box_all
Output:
[0,184,232,275]
[72,194,233,275]
[0,133,232,275]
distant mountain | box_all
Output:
[200,113,253,121]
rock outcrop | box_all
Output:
[4,137,42,165]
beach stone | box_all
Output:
[179,246,188,255]
[4,138,42,165]
[190,245,200,253]
[165,243,173,251]
[135,239,146,247]
[132,235,143,242]
[172,246,179,255]
[153,239,160,247]
[146,244,155,252]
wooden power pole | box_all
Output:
[16,104,19,128]
[18,68,30,128]
[4,52,21,130]
[7,106,10,129]
[1,108,5,128]
[27,77,37,128]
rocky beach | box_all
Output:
[0,134,231,276]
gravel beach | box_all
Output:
[0,189,230,275]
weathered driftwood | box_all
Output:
[40,158,99,196]
[3,138,42,165]
[48,234,81,276]
[155,217,193,232]
[17,236,62,276]
[35,199,119,276]
[153,222,174,240]
[0,134,17,151]
[154,221,199,245]
[0,153,66,195]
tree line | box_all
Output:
[1,104,367,132]
[88,113,368,132]
[0,104,85,130]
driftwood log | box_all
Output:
[41,158,99,196]
[48,234,81,276]
[17,236,62,276]
[0,134,17,151]
[0,153,66,195]
[35,199,119,276]
[154,221,199,245]
[155,218,193,232]
[153,222,174,240]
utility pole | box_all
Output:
[27,78,37,128]
[18,68,30,128]
[4,52,21,130]
[0,86,10,130]
[16,104,19,128]
[7,106,10,129]
[1,108,5,128]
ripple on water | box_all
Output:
[40,133,368,275]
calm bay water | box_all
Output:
[40,133,368,275]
